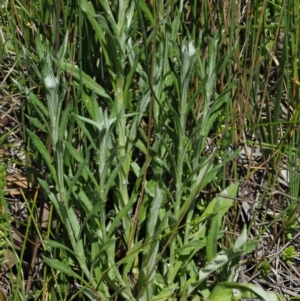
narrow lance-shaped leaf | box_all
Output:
[55,59,112,102]
[26,130,57,184]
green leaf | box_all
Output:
[57,32,68,61]
[206,34,219,102]
[44,239,77,257]
[202,182,238,217]
[198,238,258,284]
[64,141,91,183]
[42,257,85,282]
[172,238,207,277]
[206,206,222,262]
[122,240,144,276]
[27,90,49,118]
[37,179,61,214]
[178,163,219,219]
[208,282,284,301]
[151,284,178,301]
[72,114,97,149]
[0,126,17,147]
[66,207,90,278]
[26,115,47,132]
[81,90,101,123]
[234,226,248,250]
[27,130,57,184]
[74,114,117,132]
[76,189,94,213]
[60,99,73,136]
[67,206,81,242]
[73,283,107,301]
[206,284,232,301]
[98,239,117,254]
[138,0,155,26]
[147,183,163,238]
[103,153,124,198]
[81,0,117,36]
[108,197,136,238]
[55,60,112,102]
[78,201,105,238]
[204,183,239,263]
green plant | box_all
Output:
[258,260,272,279]
[281,246,297,265]
[207,282,283,301]
[284,203,298,240]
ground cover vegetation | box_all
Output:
[0,0,299,300]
